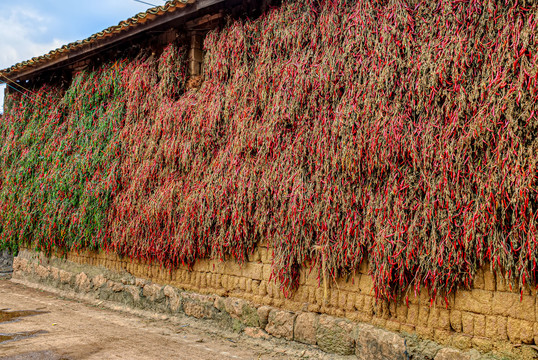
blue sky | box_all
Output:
[0,0,167,113]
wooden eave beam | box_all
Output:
[0,0,228,83]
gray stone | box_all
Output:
[294,312,319,345]
[183,295,216,319]
[92,274,107,288]
[182,292,215,305]
[0,249,13,280]
[183,300,215,319]
[214,311,234,329]
[354,323,407,360]
[143,283,163,301]
[108,280,125,293]
[224,297,246,318]
[59,270,73,284]
[163,285,176,298]
[317,315,355,356]
[120,275,135,285]
[467,349,481,360]
[434,348,471,360]
[232,318,244,333]
[36,265,50,279]
[241,302,260,327]
[169,294,182,313]
[406,338,441,360]
[124,285,141,305]
[257,306,271,329]
[13,257,27,272]
[75,272,92,292]
[244,327,270,339]
[135,278,148,287]
[163,285,182,313]
[265,309,296,340]
[50,268,60,281]
[214,296,226,311]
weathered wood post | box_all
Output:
[188,32,204,77]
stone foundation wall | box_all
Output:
[11,246,538,359]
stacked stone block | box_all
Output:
[11,245,538,359]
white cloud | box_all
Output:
[0,6,67,113]
[0,7,66,69]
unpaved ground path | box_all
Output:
[0,280,338,360]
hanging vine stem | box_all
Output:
[0,0,538,302]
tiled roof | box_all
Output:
[0,0,194,79]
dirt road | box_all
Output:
[0,280,334,360]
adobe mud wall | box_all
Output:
[12,245,538,359]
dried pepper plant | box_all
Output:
[1,0,538,302]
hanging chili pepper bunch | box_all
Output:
[0,62,128,256]
[158,43,188,98]
[1,0,538,302]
